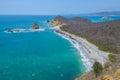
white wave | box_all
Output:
[49,27,59,30]
[54,31,92,71]
[28,29,45,32]
[4,28,45,33]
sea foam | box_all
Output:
[54,31,92,71]
[4,28,45,33]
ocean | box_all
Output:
[0,15,120,80]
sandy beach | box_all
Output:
[55,27,110,71]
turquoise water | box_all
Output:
[80,16,120,22]
[0,15,86,80]
[0,15,120,80]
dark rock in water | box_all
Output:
[32,24,39,29]
[47,20,50,23]
[7,29,13,33]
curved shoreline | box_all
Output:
[54,31,92,71]
[54,27,110,71]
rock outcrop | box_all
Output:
[32,24,39,29]
[101,75,113,80]
[51,16,68,26]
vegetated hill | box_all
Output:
[90,11,120,16]
[51,16,120,54]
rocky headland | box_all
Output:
[51,16,120,80]
[51,16,120,54]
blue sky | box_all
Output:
[0,0,120,15]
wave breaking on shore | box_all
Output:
[55,28,110,71]
[55,31,92,71]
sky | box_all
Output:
[0,0,120,15]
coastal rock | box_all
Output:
[32,24,39,29]
[51,16,68,26]
[51,20,61,26]
[115,69,120,79]
[101,75,113,80]
[7,29,13,33]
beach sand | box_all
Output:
[55,27,110,71]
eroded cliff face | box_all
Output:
[51,20,62,26]
[51,16,68,27]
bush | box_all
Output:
[108,54,116,63]
[85,37,118,54]
[92,61,103,77]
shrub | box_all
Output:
[92,61,103,77]
[108,54,116,63]
[85,37,118,54]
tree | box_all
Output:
[108,54,116,63]
[92,61,103,77]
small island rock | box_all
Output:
[32,24,39,29]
